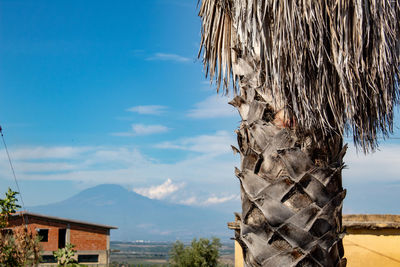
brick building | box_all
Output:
[7,211,117,266]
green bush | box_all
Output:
[0,188,41,267]
[169,237,221,267]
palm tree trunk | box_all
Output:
[230,87,347,267]
[198,0,400,265]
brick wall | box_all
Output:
[70,225,108,251]
[29,217,68,251]
[8,216,65,251]
[7,215,109,252]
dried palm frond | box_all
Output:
[199,0,400,152]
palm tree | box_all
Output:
[198,1,400,266]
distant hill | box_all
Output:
[28,184,233,241]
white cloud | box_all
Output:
[11,143,397,188]
[155,131,235,155]
[132,124,169,135]
[0,143,238,197]
[178,194,239,206]
[187,95,237,119]
[111,124,170,136]
[89,147,148,165]
[0,131,239,208]
[203,195,238,205]
[343,144,400,183]
[12,162,77,173]
[1,139,399,212]
[3,146,90,160]
[127,105,168,115]
[179,196,198,205]
[133,179,185,200]
[146,53,191,63]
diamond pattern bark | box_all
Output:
[231,89,347,267]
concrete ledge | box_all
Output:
[228,214,400,232]
[343,214,400,230]
[227,221,240,230]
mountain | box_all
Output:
[28,184,234,241]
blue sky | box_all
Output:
[0,0,399,215]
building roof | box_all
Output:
[10,211,118,230]
[227,214,400,231]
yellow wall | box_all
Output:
[234,241,244,267]
[344,232,400,267]
[234,233,400,267]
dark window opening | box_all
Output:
[58,228,66,249]
[36,229,48,242]
[78,254,99,263]
[41,255,57,263]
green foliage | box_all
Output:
[0,187,21,228]
[111,264,167,267]
[0,227,41,267]
[53,243,78,266]
[0,188,41,267]
[52,243,87,266]
[169,237,221,267]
